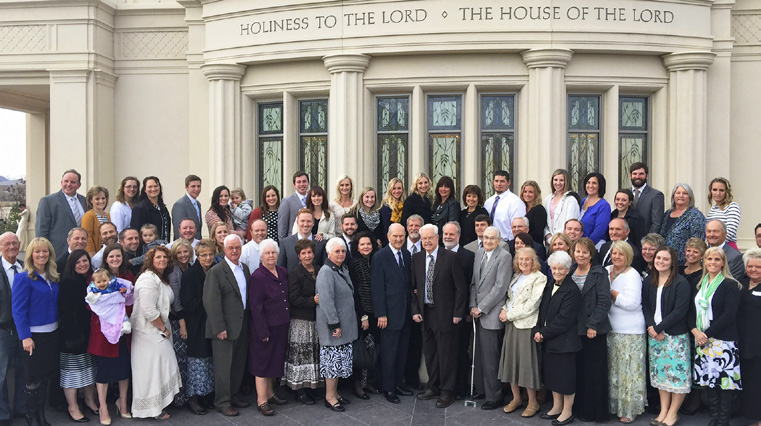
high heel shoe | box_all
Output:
[115,401,132,419]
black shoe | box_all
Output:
[365,384,381,394]
[295,390,315,405]
[471,392,486,400]
[552,415,575,426]
[435,394,454,408]
[394,387,413,396]
[384,392,401,404]
[541,412,561,420]
[338,396,351,405]
[230,397,250,408]
[67,411,90,423]
[481,401,501,410]
[353,389,369,400]
[324,399,345,412]
[417,389,440,400]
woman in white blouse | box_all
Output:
[543,169,581,245]
[329,175,355,220]
[110,177,140,233]
[606,241,646,423]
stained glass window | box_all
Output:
[258,103,283,194]
[428,95,462,190]
[567,96,601,192]
[377,97,409,194]
[619,97,649,189]
[299,99,328,189]
[481,95,515,197]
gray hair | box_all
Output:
[420,224,438,235]
[641,233,665,248]
[325,237,346,254]
[706,219,727,233]
[513,216,529,228]
[257,238,279,256]
[743,247,761,268]
[407,214,425,227]
[444,221,461,235]
[484,226,501,239]
[670,183,696,210]
[223,234,242,248]
[67,227,87,239]
[547,250,573,270]
[610,217,630,230]
[387,223,405,235]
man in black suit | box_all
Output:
[597,218,645,272]
[706,219,746,281]
[55,227,88,272]
[339,214,357,263]
[278,209,326,270]
[0,233,25,423]
[508,216,546,259]
[402,214,424,388]
[629,162,665,234]
[411,224,467,408]
[35,169,87,257]
[203,235,251,416]
[371,223,413,404]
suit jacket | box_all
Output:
[172,194,202,240]
[410,248,467,332]
[277,192,305,240]
[0,259,23,330]
[469,246,511,330]
[371,246,412,331]
[277,234,326,271]
[202,258,251,340]
[722,244,747,282]
[596,239,645,273]
[454,246,475,286]
[535,275,582,353]
[463,239,508,254]
[35,190,87,257]
[633,185,665,234]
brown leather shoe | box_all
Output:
[257,402,274,416]
[218,406,239,417]
[268,395,288,406]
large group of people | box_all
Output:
[0,162,759,426]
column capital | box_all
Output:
[201,63,246,81]
[662,51,716,72]
[323,54,371,74]
[521,49,573,69]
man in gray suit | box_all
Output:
[35,169,87,257]
[278,209,326,270]
[277,171,310,239]
[469,226,512,410]
[706,219,746,281]
[202,235,251,416]
[630,162,665,234]
[171,175,203,240]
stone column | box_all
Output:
[323,54,371,189]
[202,63,246,189]
[662,51,716,210]
[520,49,573,185]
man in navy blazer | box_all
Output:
[371,223,413,404]
[277,171,310,239]
[629,163,665,234]
[35,169,87,257]
[171,175,203,240]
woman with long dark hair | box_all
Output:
[293,186,335,241]
[130,176,171,242]
[430,176,459,240]
[348,231,379,399]
[248,185,280,242]
[206,185,245,240]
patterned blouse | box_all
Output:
[660,207,706,265]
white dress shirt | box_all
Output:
[2,257,22,289]
[406,239,421,254]
[241,240,261,271]
[225,256,247,309]
[483,189,526,241]
[66,193,84,225]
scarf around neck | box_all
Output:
[696,272,724,333]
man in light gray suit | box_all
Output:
[277,171,310,239]
[630,162,665,234]
[278,209,326,270]
[706,219,746,281]
[35,169,87,257]
[202,234,251,416]
[469,226,512,410]
[171,174,203,240]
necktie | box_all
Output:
[479,240,483,249]
[69,197,83,225]
[397,251,404,267]
[479,252,488,276]
[633,188,640,207]
[412,244,418,255]
[194,200,201,222]
[300,196,306,208]
[425,254,435,304]
[489,195,500,220]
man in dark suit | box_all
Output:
[278,209,326,270]
[0,233,25,423]
[339,214,357,263]
[402,214,424,388]
[277,171,310,239]
[706,219,746,281]
[171,175,203,240]
[371,223,413,404]
[35,169,87,257]
[55,227,88,272]
[411,224,467,408]
[629,162,665,234]
[597,218,645,272]
[508,216,546,259]
[202,235,251,416]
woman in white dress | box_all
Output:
[130,245,181,419]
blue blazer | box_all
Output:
[370,246,411,331]
[12,271,59,340]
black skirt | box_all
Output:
[21,330,59,382]
[574,334,610,421]
[94,338,131,383]
[542,350,576,396]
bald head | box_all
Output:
[387,223,405,250]
[0,232,20,263]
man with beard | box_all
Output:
[629,162,664,234]
[403,214,424,389]
[340,214,358,262]
[89,222,119,269]
[119,228,142,275]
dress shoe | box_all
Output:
[338,396,351,405]
[394,386,413,396]
[481,400,502,410]
[324,399,345,412]
[435,394,454,408]
[296,389,315,405]
[504,399,523,413]
[471,392,485,400]
[417,389,440,400]
[541,412,561,420]
[353,389,370,400]
[219,406,239,417]
[268,395,288,405]
[650,419,664,426]
[230,397,250,408]
[365,384,381,394]
[384,392,401,404]
[67,411,90,423]
[522,402,541,418]
[553,415,575,425]
[257,402,274,416]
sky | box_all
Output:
[0,108,26,179]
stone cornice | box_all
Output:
[322,54,371,74]
[201,63,245,80]
[521,49,574,69]
[662,51,717,71]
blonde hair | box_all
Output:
[520,180,543,209]
[333,175,354,202]
[210,221,229,251]
[513,247,542,273]
[707,177,734,210]
[700,247,742,289]
[610,240,634,267]
[550,169,573,194]
[170,239,195,265]
[230,187,247,201]
[23,237,59,282]
[351,187,379,214]
[548,232,573,255]
[409,172,434,201]
[382,177,407,207]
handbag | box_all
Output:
[352,330,377,370]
